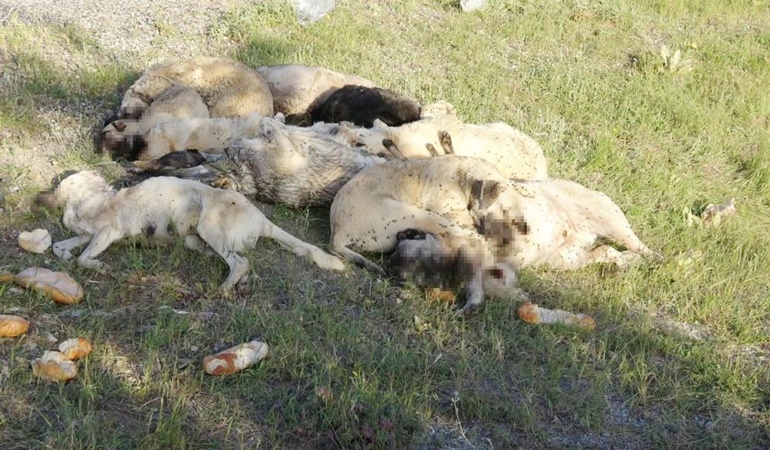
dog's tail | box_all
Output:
[334,245,387,277]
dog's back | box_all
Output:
[309,85,421,128]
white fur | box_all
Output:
[44,171,345,292]
[484,178,662,270]
[335,115,549,180]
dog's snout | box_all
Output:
[33,191,59,210]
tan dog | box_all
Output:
[329,155,517,314]
[35,171,345,292]
[255,64,376,119]
[121,56,274,119]
[482,178,662,270]
[130,112,266,170]
[335,115,549,180]
[98,57,274,161]
[98,84,210,160]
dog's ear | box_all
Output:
[469,179,506,211]
[112,120,127,132]
[102,113,119,128]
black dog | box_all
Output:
[309,85,421,128]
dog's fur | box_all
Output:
[154,116,388,208]
[335,115,549,180]
[481,178,662,270]
[330,156,660,311]
[98,84,210,161]
[329,155,509,272]
[388,229,520,315]
[308,84,422,128]
[128,112,266,170]
[34,171,345,292]
[98,57,274,161]
[120,56,274,119]
[255,64,376,121]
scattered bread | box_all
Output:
[0,314,30,337]
[517,302,596,330]
[31,350,78,382]
[58,337,93,361]
[425,288,456,303]
[202,340,269,376]
[2,267,84,304]
[17,229,52,254]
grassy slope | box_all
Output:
[1,0,769,448]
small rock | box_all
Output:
[18,229,52,254]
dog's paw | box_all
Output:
[455,302,482,317]
[315,252,346,272]
[53,245,73,261]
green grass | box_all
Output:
[1,0,769,448]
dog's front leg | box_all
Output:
[53,235,92,261]
[456,248,485,316]
[76,228,122,273]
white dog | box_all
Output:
[334,115,549,180]
[35,171,345,292]
[482,178,662,270]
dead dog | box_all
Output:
[97,84,210,161]
[255,64,376,123]
[128,112,267,171]
[388,229,520,315]
[330,155,508,271]
[335,114,549,180]
[152,116,388,208]
[481,178,663,270]
[119,56,274,120]
[308,84,422,128]
[34,171,345,292]
[98,57,274,161]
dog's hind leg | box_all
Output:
[261,220,346,272]
[382,139,407,160]
[425,143,440,157]
[219,252,250,292]
[184,235,217,256]
[438,130,455,154]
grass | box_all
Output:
[1,0,769,448]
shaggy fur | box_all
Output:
[214,117,387,207]
[34,171,345,292]
[97,84,210,161]
[335,115,549,180]
[481,178,662,270]
[153,117,387,208]
[308,84,422,128]
[255,64,376,120]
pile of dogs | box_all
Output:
[35,56,661,315]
